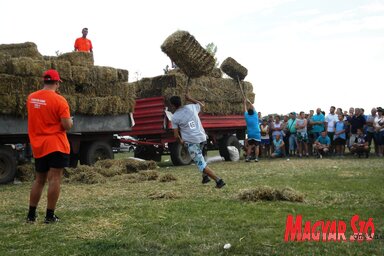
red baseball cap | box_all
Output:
[43,69,62,82]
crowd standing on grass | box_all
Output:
[244,106,384,160]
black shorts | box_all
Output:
[334,138,346,146]
[248,139,261,146]
[35,151,69,173]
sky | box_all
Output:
[1,0,383,115]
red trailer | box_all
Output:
[120,96,246,165]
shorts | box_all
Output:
[261,139,270,145]
[297,132,308,143]
[272,150,283,157]
[334,137,346,146]
[248,139,261,146]
[35,151,70,173]
[376,131,384,146]
[185,142,207,172]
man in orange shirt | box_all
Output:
[74,27,93,52]
[26,69,73,224]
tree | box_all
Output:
[205,42,219,67]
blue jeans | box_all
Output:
[289,134,297,151]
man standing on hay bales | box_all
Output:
[74,28,93,52]
[170,94,226,188]
[244,99,261,162]
[26,69,73,223]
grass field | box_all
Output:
[0,153,383,255]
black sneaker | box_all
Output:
[26,215,36,223]
[202,175,211,184]
[245,156,251,162]
[44,215,60,224]
[215,179,226,189]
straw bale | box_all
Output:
[220,57,248,81]
[0,42,42,59]
[148,191,179,200]
[51,60,72,81]
[124,159,158,173]
[209,68,222,78]
[71,66,92,84]
[0,74,22,94]
[7,57,47,77]
[91,66,118,83]
[0,94,17,115]
[161,30,215,78]
[58,52,94,67]
[117,69,129,82]
[66,165,106,184]
[16,163,35,182]
[0,53,11,73]
[159,173,177,182]
[61,94,77,114]
[76,96,133,115]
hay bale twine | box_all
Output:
[161,30,215,78]
[220,57,248,81]
[58,52,94,67]
[0,42,42,59]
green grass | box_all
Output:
[0,154,383,255]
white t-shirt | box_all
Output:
[171,103,207,144]
[326,113,338,132]
[374,116,384,132]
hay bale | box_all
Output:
[209,68,222,78]
[161,30,215,78]
[16,163,35,182]
[237,186,277,201]
[159,173,177,182]
[276,187,304,202]
[57,52,94,67]
[0,74,22,94]
[125,159,158,173]
[0,53,11,73]
[51,60,72,81]
[91,66,118,83]
[117,69,129,82]
[7,57,47,77]
[0,42,42,59]
[148,191,179,200]
[220,57,248,81]
[71,66,92,84]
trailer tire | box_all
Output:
[134,145,162,162]
[0,146,16,184]
[169,143,192,166]
[81,141,113,165]
[219,135,241,161]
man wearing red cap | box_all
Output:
[74,28,93,52]
[26,69,73,223]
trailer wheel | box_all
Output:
[81,141,113,165]
[169,143,192,166]
[134,145,162,162]
[0,146,16,184]
[219,135,241,161]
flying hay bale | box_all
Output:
[16,163,35,182]
[148,191,179,200]
[159,173,177,182]
[220,57,248,81]
[237,186,305,202]
[0,42,42,59]
[58,52,94,67]
[161,30,215,78]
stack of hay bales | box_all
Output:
[0,42,134,117]
[129,30,255,115]
[130,73,254,115]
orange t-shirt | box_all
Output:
[27,90,71,158]
[74,37,93,52]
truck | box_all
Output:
[120,96,246,166]
[0,114,132,184]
